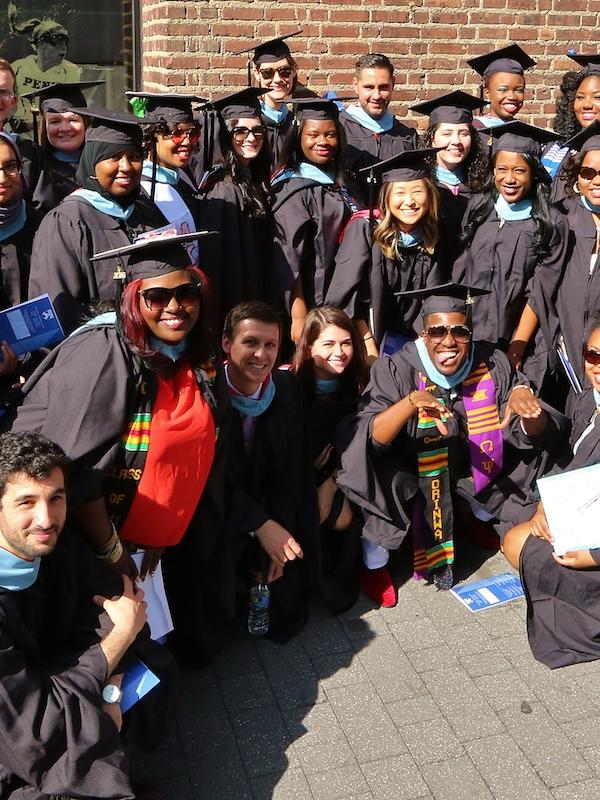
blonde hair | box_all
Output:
[373,178,439,258]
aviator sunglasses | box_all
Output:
[138,283,201,310]
[424,324,472,344]
[258,67,293,80]
[583,346,600,366]
[166,128,200,146]
[232,125,266,143]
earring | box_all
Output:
[574,182,582,194]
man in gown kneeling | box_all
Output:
[337,283,568,607]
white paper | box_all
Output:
[537,463,600,555]
[131,552,174,640]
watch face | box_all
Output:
[102,683,122,704]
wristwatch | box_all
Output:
[102,683,123,704]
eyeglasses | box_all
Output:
[259,67,293,80]
[231,125,266,143]
[40,34,69,45]
[425,324,472,343]
[0,160,21,178]
[583,346,600,365]
[579,166,600,181]
[0,89,15,102]
[138,283,201,310]
[166,128,200,146]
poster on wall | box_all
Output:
[0,0,135,136]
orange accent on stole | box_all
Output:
[119,362,216,547]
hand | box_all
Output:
[103,701,123,732]
[507,339,527,371]
[317,476,337,525]
[528,503,553,544]
[0,342,18,378]
[314,443,333,470]
[256,519,303,570]
[139,546,164,580]
[93,575,147,640]
[407,390,453,436]
[112,548,139,582]
[500,386,543,430]
[266,558,284,583]
[552,549,598,569]
[291,316,306,345]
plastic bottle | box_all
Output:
[248,583,270,636]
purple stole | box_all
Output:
[461,363,503,493]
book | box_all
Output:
[120,659,160,713]
[537,463,600,555]
[451,572,524,612]
[0,294,64,358]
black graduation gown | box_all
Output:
[224,369,312,641]
[555,195,600,392]
[17,136,42,204]
[325,214,447,344]
[452,198,568,372]
[261,110,293,171]
[520,386,600,668]
[0,209,40,308]
[197,172,271,328]
[0,528,176,800]
[30,151,79,215]
[271,176,356,314]
[337,341,569,551]
[27,194,168,333]
[10,323,233,663]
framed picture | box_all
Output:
[1,0,140,135]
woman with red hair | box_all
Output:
[11,232,230,663]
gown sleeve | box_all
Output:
[326,215,372,318]
[271,185,315,313]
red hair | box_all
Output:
[119,265,216,361]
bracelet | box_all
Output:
[407,391,417,407]
[96,522,124,564]
[363,335,374,342]
[511,384,535,395]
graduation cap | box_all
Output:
[394,283,490,326]
[209,87,268,121]
[90,230,218,282]
[233,30,303,84]
[567,52,600,75]
[125,91,208,124]
[410,91,486,127]
[467,45,536,79]
[72,106,145,147]
[358,147,443,183]
[484,120,559,158]
[289,96,356,122]
[564,119,600,153]
[21,80,104,114]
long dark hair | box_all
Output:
[460,151,555,258]
[562,149,596,197]
[554,70,591,139]
[277,117,348,185]
[292,306,369,398]
[421,123,489,194]
[118,265,216,367]
[215,117,272,219]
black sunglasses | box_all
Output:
[425,324,472,344]
[138,283,200,310]
[579,166,600,181]
[583,346,600,366]
[259,67,293,80]
[231,125,266,143]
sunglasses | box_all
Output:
[232,125,266,143]
[583,346,600,365]
[259,67,293,80]
[167,128,200,146]
[138,283,201,310]
[41,34,69,45]
[425,324,472,344]
[579,166,600,181]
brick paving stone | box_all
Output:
[561,715,600,749]
[212,634,262,679]
[306,765,371,800]
[361,753,430,800]
[284,701,346,748]
[497,701,593,787]
[300,616,355,659]
[314,652,371,689]
[230,705,299,778]
[386,694,442,728]
[341,611,390,640]
[406,644,460,675]
[295,733,359,775]
[220,671,276,712]
[420,755,495,799]
[258,639,326,710]
[551,779,600,799]
[581,744,600,776]
[251,768,314,800]
[355,635,427,702]
[413,583,479,629]
[473,604,527,639]
[387,616,444,652]
[399,718,465,765]
[473,668,536,711]
[466,733,554,800]
[441,623,498,657]
[459,649,512,677]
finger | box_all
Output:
[287,538,304,558]
[499,404,513,430]
[92,593,108,608]
[552,553,576,566]
[434,418,449,436]
[267,559,278,583]
[121,574,134,595]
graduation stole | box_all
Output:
[461,363,503,493]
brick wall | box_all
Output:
[141,0,600,129]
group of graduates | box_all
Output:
[4,30,600,798]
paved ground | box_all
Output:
[133,544,600,800]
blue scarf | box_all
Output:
[142,160,179,186]
[581,196,600,214]
[494,195,533,221]
[272,162,335,186]
[260,101,290,125]
[316,377,340,395]
[474,115,506,128]
[227,372,276,417]
[0,546,40,591]
[53,149,81,163]
[435,165,463,187]
[415,338,475,389]
[344,104,395,133]
[149,335,187,362]
[73,189,135,220]
[0,200,26,242]
[396,228,423,251]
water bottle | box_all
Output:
[248,582,270,636]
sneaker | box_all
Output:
[360,565,397,607]
[431,564,453,591]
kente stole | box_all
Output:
[413,362,503,575]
